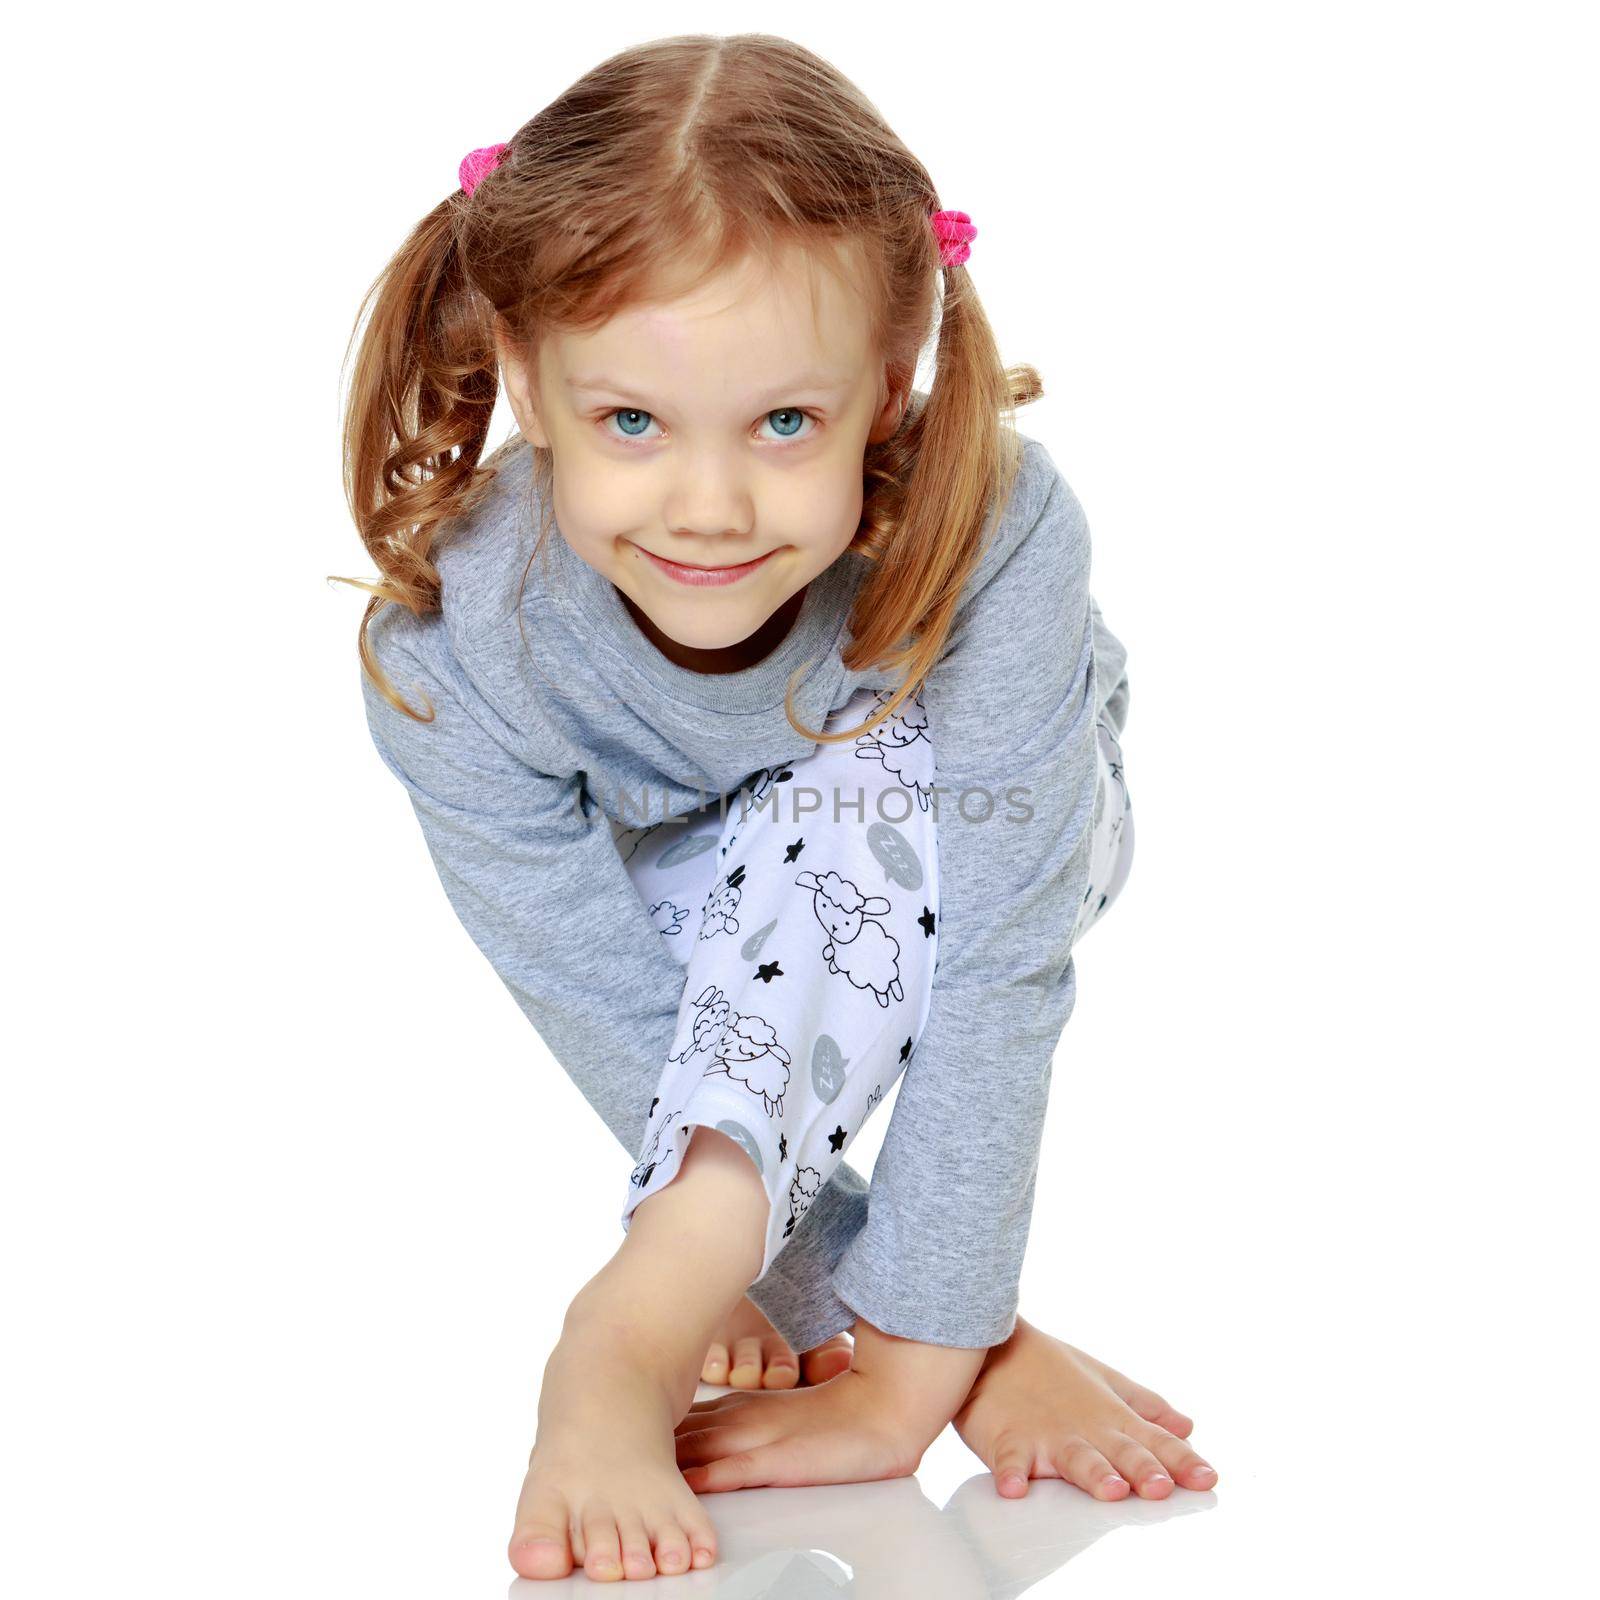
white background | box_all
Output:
[4,2,1595,1594]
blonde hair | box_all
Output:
[332,32,1042,743]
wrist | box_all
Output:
[848,1316,988,1446]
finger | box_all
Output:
[675,1419,775,1470]
[677,1393,745,1426]
[1049,1437,1130,1501]
[681,1443,819,1495]
[676,1388,792,1435]
[1103,1432,1175,1498]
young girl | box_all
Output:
[341,33,1216,1584]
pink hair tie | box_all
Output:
[458,142,510,196]
[930,208,977,268]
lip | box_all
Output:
[633,543,778,588]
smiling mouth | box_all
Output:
[636,547,768,572]
[633,543,778,586]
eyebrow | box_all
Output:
[565,372,852,405]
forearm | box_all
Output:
[828,980,1069,1348]
[746,1163,869,1350]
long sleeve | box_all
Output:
[829,445,1102,1348]
[359,604,871,1349]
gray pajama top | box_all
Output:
[359,428,1130,1350]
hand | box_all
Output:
[673,1316,986,1493]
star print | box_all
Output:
[899,1037,913,1063]
[756,961,784,983]
[918,905,936,937]
[827,1125,847,1153]
[784,837,805,862]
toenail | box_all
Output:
[1147,1475,1172,1490]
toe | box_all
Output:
[1156,1436,1216,1487]
[729,1336,765,1387]
[1083,1350,1192,1436]
[800,1334,853,1386]
[1130,1417,1216,1488]
[702,1342,730,1384]
[989,1432,1034,1498]
[761,1336,800,1388]
[679,1495,719,1570]
[507,1483,575,1578]
[1105,1433,1174,1499]
[1108,1374,1186,1433]
[649,1513,694,1576]
[580,1506,625,1582]
[507,1531,574,1581]
[1049,1437,1130,1501]
[614,1509,657,1580]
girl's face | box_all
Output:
[497,242,907,673]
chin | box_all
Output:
[651,603,768,651]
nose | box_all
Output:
[663,446,754,540]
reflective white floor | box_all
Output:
[502,1397,1223,1597]
[513,1471,1213,1595]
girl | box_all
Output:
[340,32,1215,1585]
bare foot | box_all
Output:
[951,1316,1218,1501]
[701,1295,854,1389]
[508,1295,720,1582]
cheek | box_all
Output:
[551,460,643,547]
[766,468,864,549]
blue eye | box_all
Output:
[599,406,819,446]
[761,408,813,440]
[606,408,658,440]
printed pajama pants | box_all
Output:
[612,684,1133,1284]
